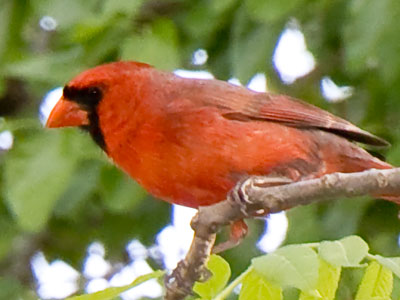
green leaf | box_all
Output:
[245,0,304,23]
[193,255,231,299]
[120,19,180,71]
[0,0,27,62]
[374,255,400,279]
[0,218,17,260]
[299,259,341,300]
[374,2,400,85]
[0,118,41,132]
[230,7,282,84]
[0,277,35,300]
[99,165,147,213]
[66,270,164,300]
[343,0,400,83]
[319,197,372,240]
[285,205,322,244]
[211,0,238,13]
[179,2,220,42]
[252,245,319,292]
[0,1,12,59]
[239,269,282,300]
[318,235,369,267]
[53,160,101,217]
[69,18,110,43]
[4,131,78,232]
[343,0,386,74]
[231,23,280,83]
[3,49,84,84]
[101,0,143,16]
[355,261,393,300]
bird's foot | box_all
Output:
[212,219,248,253]
[229,175,293,217]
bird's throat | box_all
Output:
[81,109,107,152]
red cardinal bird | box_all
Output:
[46,61,396,248]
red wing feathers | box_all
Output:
[244,94,388,147]
[182,78,388,147]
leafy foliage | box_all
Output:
[4,130,79,232]
[70,237,400,299]
[202,237,400,300]
[1,0,400,298]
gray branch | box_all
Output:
[164,168,400,300]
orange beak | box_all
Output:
[46,97,89,128]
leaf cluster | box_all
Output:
[69,236,400,300]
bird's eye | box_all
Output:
[87,87,100,97]
[63,86,103,107]
[84,86,102,103]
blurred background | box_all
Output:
[1,0,400,299]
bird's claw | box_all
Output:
[213,219,248,253]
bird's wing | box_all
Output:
[187,78,389,147]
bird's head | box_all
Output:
[46,61,152,149]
